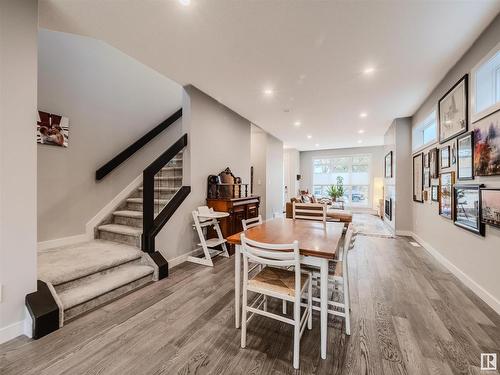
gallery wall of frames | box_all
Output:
[409,71,500,237]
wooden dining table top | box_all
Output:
[226,218,345,259]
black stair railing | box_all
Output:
[95,108,182,180]
[142,133,190,252]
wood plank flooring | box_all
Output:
[1,235,499,374]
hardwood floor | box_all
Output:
[1,235,499,374]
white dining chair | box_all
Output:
[241,215,262,230]
[293,202,327,222]
[240,235,312,369]
[303,223,354,335]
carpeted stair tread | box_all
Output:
[138,186,178,192]
[113,210,143,218]
[58,264,154,309]
[98,224,142,237]
[38,240,143,285]
[126,197,170,204]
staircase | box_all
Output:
[28,110,190,338]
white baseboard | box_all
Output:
[0,320,25,344]
[86,174,142,238]
[38,233,88,251]
[395,230,413,236]
[410,232,500,315]
[168,248,203,269]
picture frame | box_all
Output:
[37,110,70,147]
[453,184,485,236]
[439,171,455,220]
[413,153,424,203]
[451,142,457,165]
[440,146,450,169]
[423,152,429,168]
[438,74,468,144]
[384,151,393,178]
[424,168,431,188]
[457,132,474,180]
[431,185,439,202]
[473,109,500,176]
[429,148,439,179]
[480,188,500,229]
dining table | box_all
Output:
[226,217,345,360]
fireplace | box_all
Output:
[384,198,392,220]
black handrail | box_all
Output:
[95,108,182,180]
[142,133,189,252]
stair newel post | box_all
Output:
[142,169,155,252]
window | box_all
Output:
[472,42,500,122]
[312,155,371,208]
[412,111,437,151]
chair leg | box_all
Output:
[282,300,287,315]
[307,277,312,330]
[344,279,351,336]
[241,286,248,348]
[293,298,300,369]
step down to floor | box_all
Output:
[59,264,153,311]
[38,240,143,285]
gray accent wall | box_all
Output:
[0,0,38,341]
[37,30,183,242]
[155,86,252,261]
[411,14,500,311]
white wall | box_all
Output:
[284,148,300,203]
[37,29,183,242]
[155,86,252,262]
[411,14,500,313]
[250,126,284,219]
[265,133,284,218]
[299,146,385,210]
[383,117,413,232]
[0,0,38,343]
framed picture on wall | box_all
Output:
[453,184,485,236]
[424,168,431,188]
[413,153,424,203]
[384,151,393,178]
[37,110,69,147]
[480,188,500,228]
[473,109,500,176]
[429,148,439,178]
[439,171,455,220]
[438,75,468,143]
[457,132,474,180]
[423,152,429,168]
[440,146,450,169]
[431,185,439,202]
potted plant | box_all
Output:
[326,176,344,202]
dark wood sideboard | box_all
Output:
[207,196,260,254]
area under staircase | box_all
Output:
[27,109,190,339]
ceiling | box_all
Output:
[39,0,500,151]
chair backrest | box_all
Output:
[336,223,353,263]
[240,234,299,268]
[292,202,327,222]
[242,215,263,230]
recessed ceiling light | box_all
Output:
[307,135,312,139]
[178,0,191,6]
[358,129,365,134]
[263,88,274,97]
[357,140,363,144]
[294,121,301,127]
[363,66,375,75]
[359,112,367,118]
